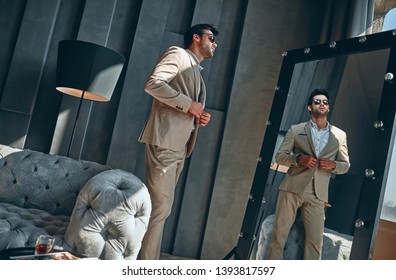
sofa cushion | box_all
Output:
[63,169,151,260]
[0,202,69,251]
[0,149,109,216]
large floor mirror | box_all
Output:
[235,30,396,260]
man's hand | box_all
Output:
[299,155,318,169]
[199,111,211,127]
[318,158,336,170]
[188,101,203,118]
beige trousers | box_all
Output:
[138,144,186,260]
[266,180,325,260]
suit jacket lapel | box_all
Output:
[319,125,337,157]
[304,122,316,156]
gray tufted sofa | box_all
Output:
[0,144,151,259]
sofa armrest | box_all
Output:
[0,144,22,158]
[63,169,151,260]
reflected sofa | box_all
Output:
[0,144,151,259]
[256,214,353,260]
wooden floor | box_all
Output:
[372,219,396,260]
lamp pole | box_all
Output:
[67,90,86,157]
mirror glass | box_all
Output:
[263,47,391,260]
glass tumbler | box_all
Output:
[35,235,55,254]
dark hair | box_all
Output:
[307,89,330,106]
[184,23,219,48]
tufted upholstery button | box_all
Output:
[12,179,17,184]
[45,185,49,190]
[24,196,28,201]
[34,166,38,172]
[0,203,70,251]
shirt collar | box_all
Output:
[310,120,330,131]
[185,49,204,71]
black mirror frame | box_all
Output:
[234,29,396,260]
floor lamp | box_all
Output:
[55,40,125,157]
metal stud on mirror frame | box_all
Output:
[329,41,337,49]
[364,168,376,179]
[358,36,367,44]
[355,219,365,229]
[373,120,384,130]
[237,232,246,239]
[384,72,394,82]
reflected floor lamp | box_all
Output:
[56,40,125,157]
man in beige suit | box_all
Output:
[138,24,219,260]
[266,89,350,260]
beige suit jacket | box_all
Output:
[139,47,206,157]
[275,121,350,202]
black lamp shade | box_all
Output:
[56,40,125,102]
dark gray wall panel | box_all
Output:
[107,0,173,171]
[0,0,60,146]
[80,0,142,163]
[1,0,60,114]
[25,0,85,152]
[77,0,117,45]
[50,0,120,158]
[166,0,195,34]
[0,110,30,146]
[205,0,247,111]
[0,0,25,100]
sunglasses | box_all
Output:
[201,33,216,43]
[313,99,329,105]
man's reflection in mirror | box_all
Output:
[266,89,350,260]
